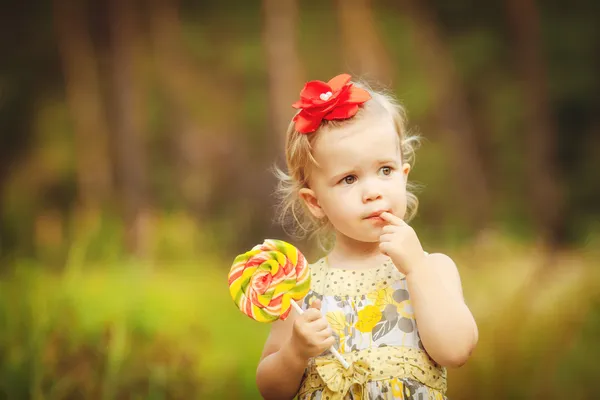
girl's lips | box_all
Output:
[365,213,387,223]
[365,210,390,219]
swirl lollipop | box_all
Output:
[228,239,349,368]
[228,239,310,322]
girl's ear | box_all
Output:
[299,188,326,219]
[402,163,411,178]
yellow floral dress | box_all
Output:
[297,258,447,400]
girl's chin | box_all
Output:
[351,233,383,244]
[336,231,380,245]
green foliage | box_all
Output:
[0,234,598,399]
[0,256,268,399]
[1,0,599,257]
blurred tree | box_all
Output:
[256,0,305,249]
[336,0,392,83]
[106,0,153,256]
[53,0,113,216]
[1,2,65,258]
[1,0,598,260]
[262,0,303,153]
[506,0,565,247]
[399,0,493,232]
[149,0,210,219]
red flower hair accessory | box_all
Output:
[291,73,371,134]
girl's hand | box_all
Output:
[379,211,427,276]
[288,299,335,362]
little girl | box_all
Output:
[256,74,478,400]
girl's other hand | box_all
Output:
[288,299,335,362]
[379,211,427,275]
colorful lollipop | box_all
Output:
[228,239,310,322]
[228,239,349,368]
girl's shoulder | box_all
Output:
[424,252,464,295]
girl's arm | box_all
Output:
[405,253,478,368]
[256,314,306,400]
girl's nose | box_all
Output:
[362,185,382,203]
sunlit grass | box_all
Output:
[0,233,598,399]
[0,255,269,398]
[448,234,599,399]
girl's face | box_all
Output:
[300,114,411,244]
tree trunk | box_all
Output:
[107,0,152,257]
[336,0,392,83]
[506,0,564,248]
[149,0,213,220]
[257,0,305,245]
[53,0,113,217]
[399,0,492,232]
[262,0,303,154]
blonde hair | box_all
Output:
[274,81,421,246]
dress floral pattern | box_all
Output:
[297,258,447,400]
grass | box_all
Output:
[0,232,598,399]
[0,257,269,399]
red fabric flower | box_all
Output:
[291,73,372,134]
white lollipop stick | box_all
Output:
[290,301,350,369]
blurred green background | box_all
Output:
[1,0,599,399]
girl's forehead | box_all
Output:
[313,117,400,166]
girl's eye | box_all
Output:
[380,166,392,176]
[343,175,356,185]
